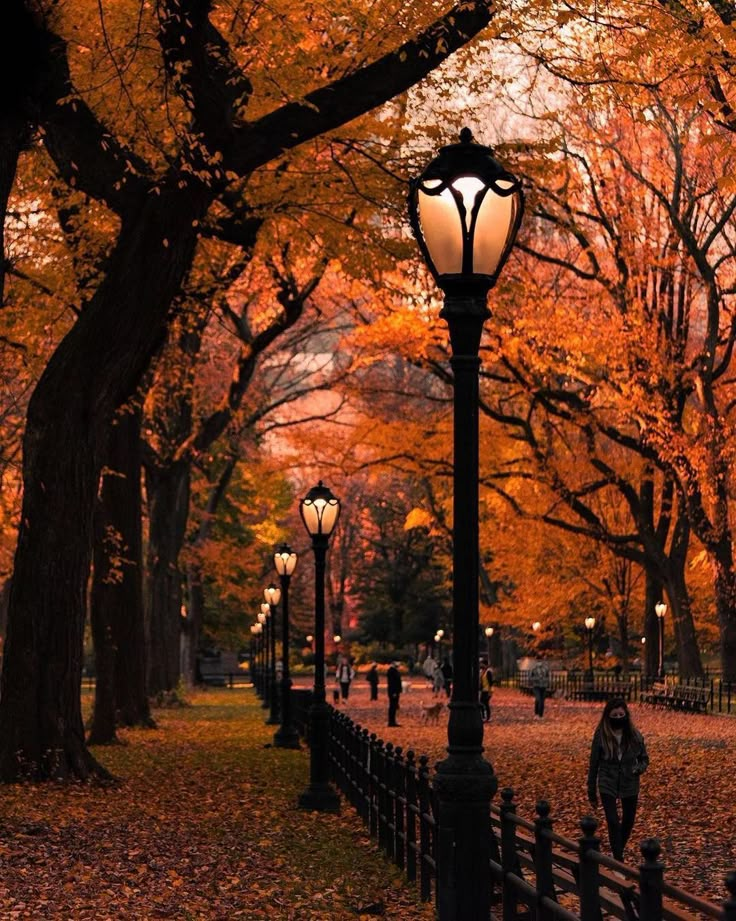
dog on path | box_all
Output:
[419,700,445,725]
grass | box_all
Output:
[0,689,434,920]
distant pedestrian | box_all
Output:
[587,698,649,861]
[336,656,355,701]
[366,662,379,701]
[431,661,444,697]
[479,662,494,722]
[440,657,453,698]
[530,660,550,718]
[387,661,402,726]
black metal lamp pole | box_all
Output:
[484,626,493,665]
[274,545,300,749]
[298,481,341,813]
[263,598,280,725]
[656,602,666,679]
[584,616,595,680]
[409,128,523,921]
[258,609,270,708]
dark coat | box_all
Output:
[366,666,379,688]
[387,665,402,697]
[587,729,649,799]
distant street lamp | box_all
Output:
[655,601,667,678]
[408,127,523,920]
[257,608,269,708]
[273,545,299,749]
[264,586,281,726]
[298,481,342,813]
[333,634,342,645]
[484,626,494,665]
[532,621,541,633]
[584,616,596,679]
[251,622,263,695]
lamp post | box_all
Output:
[484,626,494,666]
[655,601,667,679]
[298,481,342,813]
[584,616,596,680]
[257,609,269,706]
[408,127,523,920]
[273,544,300,749]
[435,627,444,660]
[264,587,281,726]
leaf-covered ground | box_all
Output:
[0,690,434,920]
[338,683,736,904]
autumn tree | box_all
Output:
[0,0,497,780]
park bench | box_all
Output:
[566,681,633,703]
[641,682,709,713]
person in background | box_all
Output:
[479,661,494,722]
[432,661,444,698]
[530,659,550,718]
[440,657,453,698]
[336,656,355,701]
[366,661,379,701]
[587,698,649,862]
[386,661,402,727]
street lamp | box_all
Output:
[251,623,262,693]
[262,594,279,725]
[484,626,494,666]
[257,608,269,707]
[273,544,299,749]
[584,616,596,680]
[408,127,523,921]
[655,601,667,679]
[298,481,342,813]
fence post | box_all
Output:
[639,838,664,921]
[405,750,418,885]
[500,788,518,921]
[578,815,601,921]
[382,742,394,858]
[418,755,433,903]
[534,800,555,921]
[359,728,370,824]
[369,733,379,840]
[724,872,736,921]
[394,746,406,871]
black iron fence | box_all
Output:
[510,671,735,714]
[320,707,736,920]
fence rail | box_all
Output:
[317,706,736,921]
[510,671,735,714]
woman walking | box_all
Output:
[587,698,649,862]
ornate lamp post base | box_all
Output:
[297,784,341,813]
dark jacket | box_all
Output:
[366,666,379,688]
[587,729,649,799]
[387,665,402,697]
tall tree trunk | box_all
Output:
[186,566,206,684]
[145,459,190,696]
[110,406,153,727]
[643,570,661,677]
[0,186,209,781]
[712,541,736,682]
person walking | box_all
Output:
[479,661,494,722]
[366,662,379,701]
[336,656,355,701]
[587,698,649,862]
[530,660,550,718]
[432,661,444,698]
[387,661,402,726]
[440,657,453,698]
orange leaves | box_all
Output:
[0,690,434,920]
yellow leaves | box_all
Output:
[404,507,433,531]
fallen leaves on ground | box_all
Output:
[341,684,736,904]
[0,691,435,921]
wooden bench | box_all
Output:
[567,682,633,702]
[640,682,709,713]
